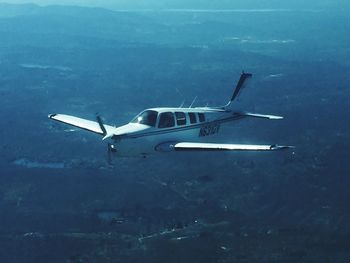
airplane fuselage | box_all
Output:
[109,107,242,157]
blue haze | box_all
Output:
[0,2,349,262]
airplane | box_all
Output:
[48,72,293,159]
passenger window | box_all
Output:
[175,112,186,126]
[158,112,175,128]
[188,112,197,124]
[198,113,205,122]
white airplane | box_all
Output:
[48,72,293,159]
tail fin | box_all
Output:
[225,72,252,109]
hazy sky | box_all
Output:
[0,0,348,10]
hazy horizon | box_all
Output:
[0,0,349,10]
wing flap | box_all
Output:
[48,114,115,135]
[174,142,293,151]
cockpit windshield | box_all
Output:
[130,110,158,127]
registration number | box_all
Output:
[199,123,220,137]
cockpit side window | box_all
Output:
[131,110,158,127]
[175,112,186,126]
[188,112,197,124]
[198,113,206,122]
[158,112,175,128]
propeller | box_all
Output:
[96,114,113,140]
[96,114,116,164]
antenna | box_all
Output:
[175,88,183,97]
[179,100,185,108]
[189,96,197,108]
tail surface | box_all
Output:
[224,72,252,110]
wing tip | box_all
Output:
[270,144,295,150]
[48,113,57,119]
[270,116,284,120]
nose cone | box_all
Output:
[114,123,150,136]
[110,123,152,157]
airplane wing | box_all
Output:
[48,114,115,136]
[156,142,293,152]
